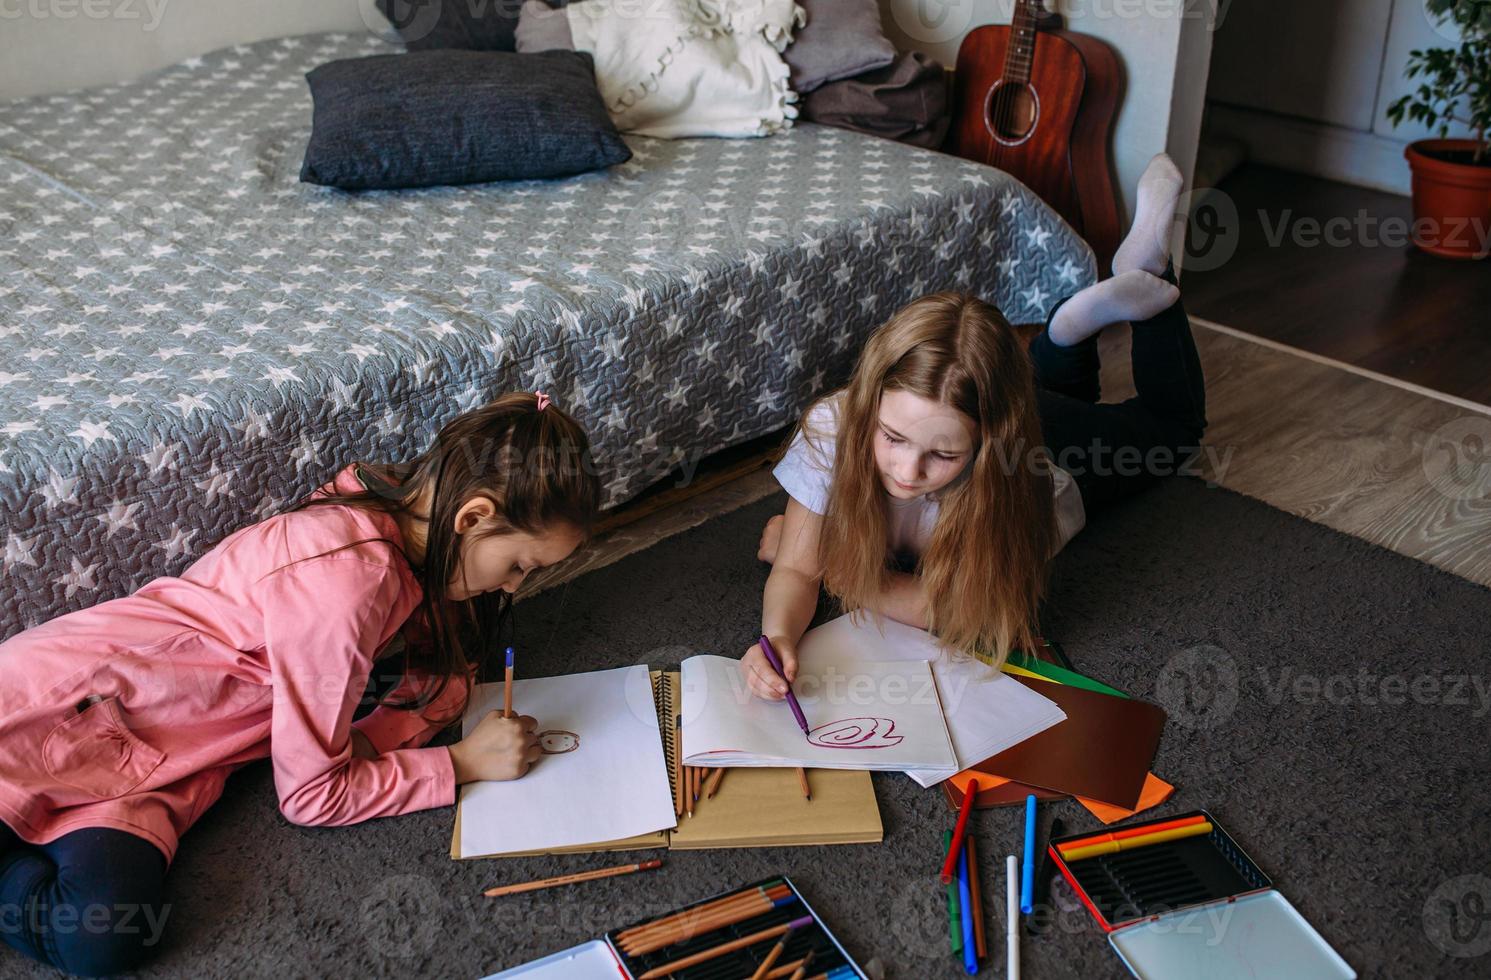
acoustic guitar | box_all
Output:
[947,0,1124,270]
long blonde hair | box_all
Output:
[812,291,1055,666]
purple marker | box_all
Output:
[759,634,810,737]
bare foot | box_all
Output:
[1112,153,1185,277]
[1048,270,1180,346]
[758,513,784,564]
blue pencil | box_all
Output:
[958,838,978,974]
[1020,794,1036,914]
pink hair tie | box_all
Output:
[534,391,551,412]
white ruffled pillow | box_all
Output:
[517,0,804,139]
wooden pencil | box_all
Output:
[704,766,726,798]
[619,885,792,947]
[785,949,816,980]
[968,833,988,959]
[616,881,788,942]
[749,924,796,979]
[685,766,696,817]
[637,916,813,979]
[796,767,811,801]
[483,858,662,897]
[672,715,684,818]
[621,891,797,954]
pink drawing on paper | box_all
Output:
[538,730,580,754]
[806,717,904,750]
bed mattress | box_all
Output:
[0,31,1096,638]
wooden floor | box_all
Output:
[1100,320,1491,588]
[530,320,1491,598]
[1183,165,1491,405]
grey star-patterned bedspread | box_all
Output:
[0,32,1096,639]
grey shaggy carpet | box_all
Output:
[9,479,1491,979]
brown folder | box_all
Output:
[451,671,883,859]
[965,676,1166,810]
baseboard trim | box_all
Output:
[1192,316,1491,417]
[1205,104,1413,196]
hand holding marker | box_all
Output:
[759,635,810,737]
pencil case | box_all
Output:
[1049,809,1356,979]
[603,875,867,980]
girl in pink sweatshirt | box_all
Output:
[0,391,600,977]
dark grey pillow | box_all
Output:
[787,0,897,94]
[376,0,526,52]
[300,49,631,190]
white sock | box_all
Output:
[1049,270,1180,346]
[1112,154,1185,277]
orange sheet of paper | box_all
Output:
[946,770,1174,824]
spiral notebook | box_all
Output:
[452,671,882,859]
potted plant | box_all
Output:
[1387,0,1491,259]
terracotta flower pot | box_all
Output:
[1404,138,1491,260]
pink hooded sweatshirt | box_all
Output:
[0,465,464,864]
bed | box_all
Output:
[0,31,1097,640]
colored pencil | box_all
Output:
[502,646,515,718]
[944,830,962,954]
[621,891,798,953]
[1061,822,1213,862]
[958,836,977,973]
[622,896,800,955]
[619,887,793,947]
[759,634,810,736]
[749,923,798,979]
[617,881,789,943]
[968,832,987,960]
[637,915,815,979]
[482,858,662,897]
[672,715,684,818]
[1006,854,1020,980]
[704,766,726,799]
[1020,795,1036,914]
[787,949,816,980]
[686,767,695,818]
[941,776,979,884]
[796,767,811,801]
[1056,814,1208,855]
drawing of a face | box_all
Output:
[806,717,904,750]
[537,730,580,754]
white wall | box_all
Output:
[1204,0,1470,194]
[0,0,381,101]
[2,0,1216,226]
[881,0,1217,224]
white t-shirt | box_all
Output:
[772,398,1086,563]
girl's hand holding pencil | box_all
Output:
[448,712,540,784]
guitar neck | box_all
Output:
[1002,0,1041,84]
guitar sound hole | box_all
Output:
[986,83,1038,142]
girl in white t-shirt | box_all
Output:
[741,155,1207,699]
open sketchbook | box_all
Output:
[452,670,882,859]
[794,614,1069,787]
[680,654,959,776]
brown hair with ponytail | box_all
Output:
[290,392,601,717]
[812,291,1055,667]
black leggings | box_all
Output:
[1030,268,1208,514]
[0,821,169,977]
